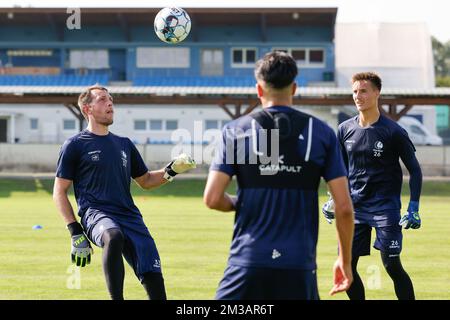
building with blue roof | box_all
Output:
[0,7,338,144]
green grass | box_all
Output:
[0,178,449,300]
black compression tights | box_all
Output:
[141,272,167,300]
[101,228,167,300]
[102,228,125,300]
[381,252,415,300]
[346,253,415,300]
[346,256,365,300]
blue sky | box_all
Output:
[1,0,449,43]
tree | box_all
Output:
[432,37,450,87]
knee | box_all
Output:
[102,228,124,248]
[382,255,403,275]
[141,271,164,284]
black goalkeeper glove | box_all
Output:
[67,222,93,267]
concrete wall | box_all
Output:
[1,143,450,176]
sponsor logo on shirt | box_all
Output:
[272,249,281,259]
[258,154,302,174]
[345,140,355,151]
[88,150,101,162]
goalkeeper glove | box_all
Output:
[164,153,196,182]
[399,201,421,229]
[67,221,93,267]
[322,192,335,224]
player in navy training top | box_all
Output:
[326,72,422,300]
[53,85,195,300]
[203,51,355,300]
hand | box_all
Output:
[399,201,421,229]
[329,259,353,296]
[322,192,335,224]
[71,234,93,267]
[164,153,196,181]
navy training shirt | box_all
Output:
[56,130,148,218]
[338,114,418,226]
[210,106,347,270]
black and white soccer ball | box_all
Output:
[154,7,191,44]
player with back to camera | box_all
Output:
[203,51,355,299]
[322,72,422,300]
[53,85,196,300]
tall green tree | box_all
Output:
[432,37,450,87]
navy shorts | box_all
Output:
[352,224,403,258]
[215,265,319,300]
[81,208,162,280]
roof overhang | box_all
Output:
[0,86,449,106]
[0,7,338,27]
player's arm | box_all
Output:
[134,153,196,190]
[134,169,168,190]
[203,170,236,212]
[396,129,423,229]
[327,176,354,295]
[53,176,93,267]
[53,177,77,224]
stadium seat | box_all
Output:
[0,73,110,86]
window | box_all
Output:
[134,120,147,131]
[272,48,325,67]
[246,50,256,63]
[309,50,324,64]
[30,118,38,130]
[205,120,219,130]
[233,50,243,64]
[201,49,223,76]
[166,120,178,130]
[291,49,306,64]
[63,119,76,130]
[136,47,190,68]
[231,48,257,67]
[69,49,109,69]
[149,120,163,131]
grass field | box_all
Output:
[0,178,449,300]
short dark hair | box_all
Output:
[254,51,298,89]
[351,72,382,91]
[78,84,109,120]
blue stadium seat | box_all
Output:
[0,73,111,86]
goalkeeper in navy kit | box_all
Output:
[323,72,422,300]
[53,85,196,300]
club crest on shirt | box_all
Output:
[121,150,127,167]
[373,141,384,157]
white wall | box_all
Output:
[1,143,449,176]
[335,22,438,134]
[335,22,435,88]
[0,104,81,144]
[0,104,235,144]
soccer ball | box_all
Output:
[154,7,191,44]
